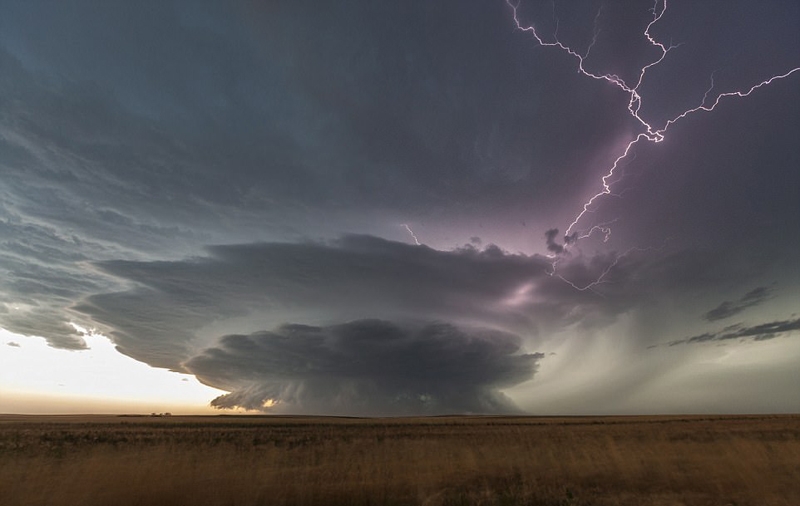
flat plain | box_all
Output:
[1,414,798,506]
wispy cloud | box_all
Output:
[703,287,773,322]
[671,318,800,346]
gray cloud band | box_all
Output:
[671,318,800,346]
[73,236,554,368]
[69,234,668,414]
[702,287,773,322]
[185,320,543,415]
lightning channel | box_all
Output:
[506,0,800,290]
[401,223,421,246]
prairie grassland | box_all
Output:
[1,414,798,506]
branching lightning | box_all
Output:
[506,0,800,290]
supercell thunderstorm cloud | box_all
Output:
[184,320,541,415]
[0,0,799,415]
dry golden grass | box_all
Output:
[1,414,798,506]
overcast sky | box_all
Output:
[1,0,798,415]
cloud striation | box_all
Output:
[186,319,542,415]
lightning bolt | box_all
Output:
[401,223,421,246]
[506,0,800,290]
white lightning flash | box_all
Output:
[506,0,800,290]
[401,223,421,246]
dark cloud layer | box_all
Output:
[545,228,564,255]
[703,287,772,322]
[74,235,552,369]
[185,319,542,415]
[672,318,800,346]
[71,232,800,415]
[73,235,584,414]
[73,233,750,373]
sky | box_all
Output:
[1,0,798,416]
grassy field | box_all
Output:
[1,414,798,506]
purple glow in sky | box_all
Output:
[508,0,800,290]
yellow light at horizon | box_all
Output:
[0,327,226,414]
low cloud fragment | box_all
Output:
[185,319,543,416]
[544,228,564,254]
[671,317,800,346]
[0,312,88,350]
[703,286,773,322]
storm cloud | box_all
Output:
[671,318,800,346]
[69,229,800,413]
[703,287,773,322]
[185,319,542,415]
[74,235,552,369]
[544,228,564,255]
[74,236,571,414]
[72,233,732,372]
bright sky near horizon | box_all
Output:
[1,327,223,414]
[1,0,798,415]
